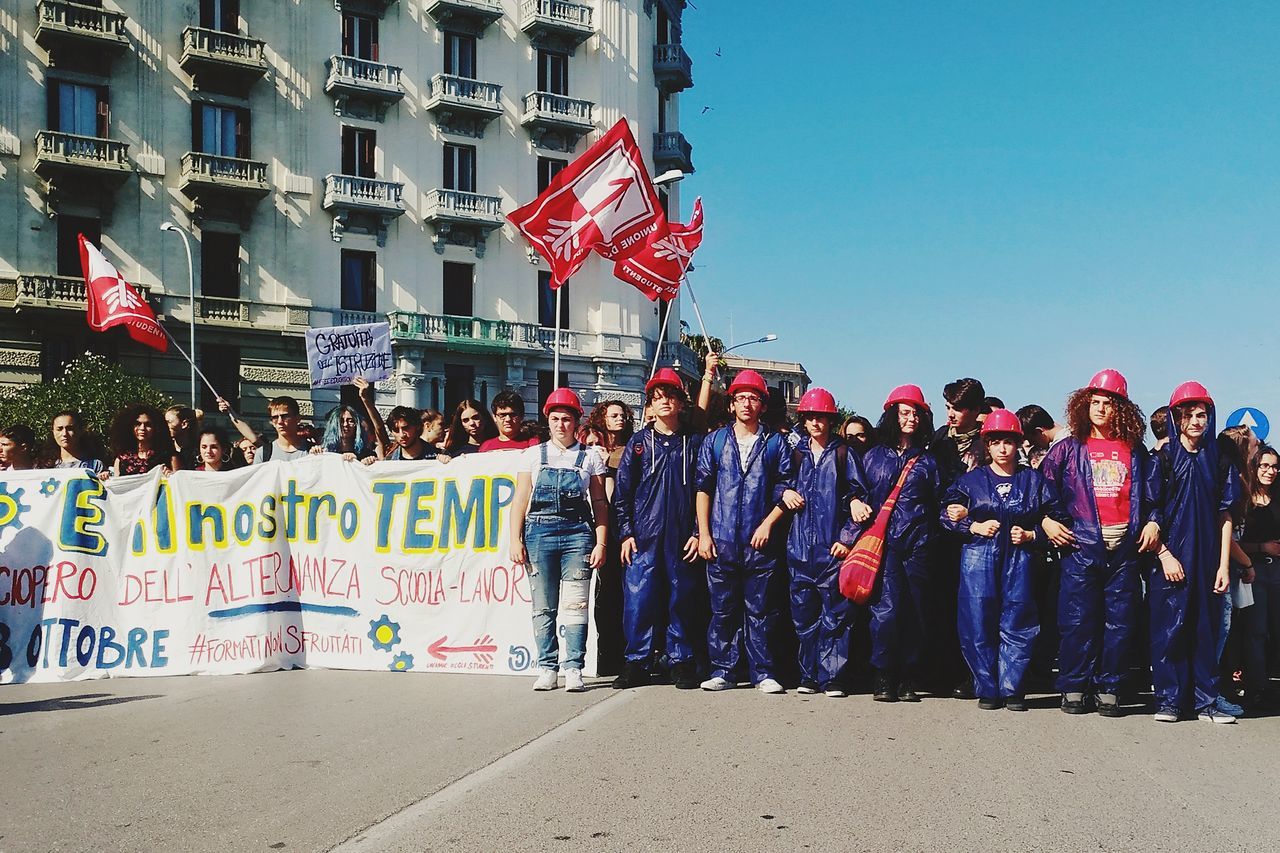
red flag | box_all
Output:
[79,234,168,353]
[508,118,667,287]
[613,197,704,301]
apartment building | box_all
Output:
[0,0,699,419]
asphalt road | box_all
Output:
[3,672,1277,852]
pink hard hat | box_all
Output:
[1087,369,1129,400]
[884,384,930,413]
[1169,381,1213,409]
[980,408,1023,437]
[796,387,838,415]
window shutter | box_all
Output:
[235,111,249,158]
[341,14,353,55]
[191,104,203,151]
[371,20,379,62]
[96,88,110,137]
[47,84,60,131]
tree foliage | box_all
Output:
[0,354,172,439]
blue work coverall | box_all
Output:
[940,466,1059,699]
[614,426,705,668]
[1039,437,1161,697]
[783,437,869,689]
[1151,414,1240,713]
[860,445,943,678]
[696,425,793,684]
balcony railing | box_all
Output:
[198,296,251,323]
[179,152,270,193]
[35,0,130,50]
[325,55,405,102]
[521,91,594,128]
[389,312,543,351]
[423,189,504,225]
[653,43,693,92]
[337,310,384,327]
[520,0,594,47]
[16,274,86,303]
[34,131,131,172]
[427,74,504,115]
[425,0,504,29]
[658,340,703,375]
[653,131,694,174]
[180,26,268,80]
[323,175,405,213]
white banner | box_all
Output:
[0,455,554,683]
[304,322,393,388]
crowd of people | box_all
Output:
[1,364,1276,725]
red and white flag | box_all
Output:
[79,234,168,352]
[508,118,668,287]
[613,197,704,302]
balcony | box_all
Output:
[34,131,131,177]
[519,0,594,53]
[425,74,503,137]
[179,27,268,90]
[521,91,594,151]
[335,0,399,18]
[653,44,693,93]
[656,339,703,379]
[179,152,270,226]
[424,0,503,34]
[35,0,130,57]
[197,296,252,324]
[653,131,694,175]
[325,56,405,121]
[390,312,542,354]
[322,174,406,246]
[422,189,504,257]
[13,274,159,313]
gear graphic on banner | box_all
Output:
[0,483,31,533]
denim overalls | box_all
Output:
[525,442,595,671]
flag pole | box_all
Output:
[552,283,563,385]
[682,277,712,347]
[157,323,225,411]
[649,298,675,377]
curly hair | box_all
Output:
[1065,388,1146,448]
[109,404,176,458]
[876,404,935,450]
[587,400,635,451]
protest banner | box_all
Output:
[0,454,566,684]
[304,322,393,388]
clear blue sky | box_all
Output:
[676,2,1280,432]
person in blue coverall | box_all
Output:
[1150,382,1241,724]
[1039,369,1163,716]
[612,368,706,691]
[696,369,794,694]
[940,409,1060,711]
[860,384,943,703]
[764,387,872,696]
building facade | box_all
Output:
[721,352,811,419]
[0,0,700,421]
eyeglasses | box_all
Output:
[1259,463,1280,471]
[269,414,295,422]
[733,394,763,404]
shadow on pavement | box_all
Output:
[0,693,162,716]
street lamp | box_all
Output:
[653,169,685,186]
[159,222,196,407]
[722,334,778,356]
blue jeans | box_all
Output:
[526,516,593,671]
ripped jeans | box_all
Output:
[525,516,594,671]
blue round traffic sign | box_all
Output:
[1226,407,1269,442]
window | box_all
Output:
[444,364,475,414]
[537,50,568,95]
[341,13,378,61]
[341,250,376,312]
[48,82,108,137]
[657,91,669,133]
[537,271,568,328]
[199,344,240,413]
[192,103,249,158]
[200,232,240,298]
[57,215,100,277]
[444,32,476,78]
[443,143,476,193]
[200,0,239,32]
[341,126,376,177]
[442,262,473,317]
[537,156,566,193]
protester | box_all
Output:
[588,399,635,462]
[0,424,37,471]
[696,369,794,694]
[1215,425,1256,715]
[439,399,497,459]
[108,404,179,477]
[860,385,942,702]
[839,415,877,456]
[509,388,609,693]
[613,368,706,690]
[1149,406,1170,451]
[45,410,106,474]
[1016,404,1068,470]
[238,437,257,466]
[1241,445,1280,711]
[779,388,871,696]
[480,392,539,452]
[194,426,240,472]
[312,404,376,461]
[421,409,445,450]
[941,410,1059,711]
[1038,369,1161,716]
[165,405,200,470]
[379,406,436,461]
[240,396,313,464]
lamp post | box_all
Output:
[722,334,778,356]
[159,222,196,407]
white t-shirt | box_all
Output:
[523,441,607,491]
[735,427,761,472]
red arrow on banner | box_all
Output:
[589,177,634,216]
[427,635,498,661]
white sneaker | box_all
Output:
[564,668,586,692]
[796,684,819,695]
[757,677,785,695]
[1198,707,1237,725]
[532,668,558,691]
[700,676,734,691]
[824,688,848,698]
[1153,707,1178,723]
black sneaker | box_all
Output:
[952,677,976,700]
[611,662,651,690]
[1096,697,1123,718]
[977,697,1003,710]
[1061,695,1091,715]
[873,671,898,702]
[898,680,921,703]
[1004,695,1028,712]
[671,661,701,690]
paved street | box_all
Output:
[3,671,1278,852]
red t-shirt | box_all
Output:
[1086,437,1131,526]
[479,436,539,452]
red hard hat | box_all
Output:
[1087,369,1129,400]
[645,368,684,395]
[980,408,1023,437]
[796,387,838,415]
[727,369,768,398]
[884,384,930,413]
[542,387,583,418]
[1169,381,1213,409]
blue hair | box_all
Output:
[321,405,371,456]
